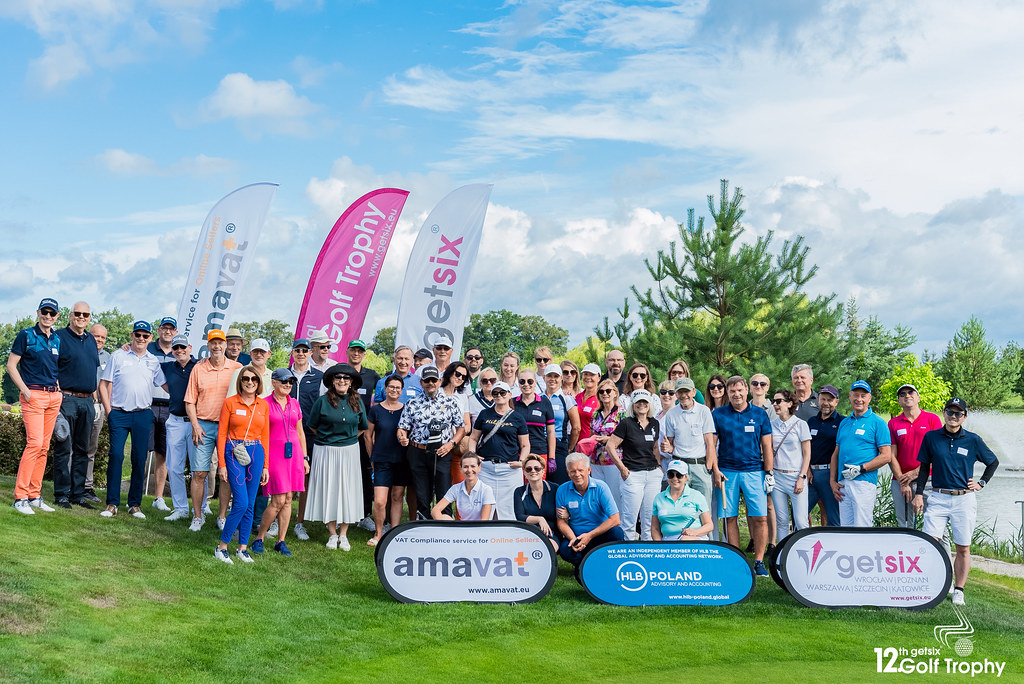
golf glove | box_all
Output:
[842,464,863,480]
[763,470,775,494]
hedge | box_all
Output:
[0,411,110,484]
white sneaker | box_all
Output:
[29,498,56,512]
[13,500,35,515]
[952,589,966,606]
[267,520,279,538]
[153,497,170,512]
[127,506,146,519]
[294,523,310,541]
[189,517,204,532]
[214,548,234,565]
[357,516,375,532]
[325,534,339,550]
[235,549,255,563]
[202,503,214,516]
[217,517,226,531]
[100,505,117,518]
[337,535,351,551]
[164,509,188,521]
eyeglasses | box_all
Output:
[667,472,685,479]
[241,377,258,384]
[518,379,535,385]
[492,390,508,397]
[480,377,496,385]
[39,309,57,317]
[659,390,674,395]
[72,311,91,318]
[535,357,550,364]
[133,332,151,339]
[751,381,768,387]
[709,383,725,390]
[630,372,647,379]
[524,466,544,473]
[772,398,786,404]
[598,389,615,395]
[465,354,482,361]
[944,409,965,419]
[453,371,467,380]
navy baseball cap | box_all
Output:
[850,380,871,393]
[292,338,310,349]
[38,298,58,312]
[420,365,441,381]
[819,385,840,398]
[133,320,152,333]
[945,397,968,413]
[272,367,297,382]
[160,317,177,328]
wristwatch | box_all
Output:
[799,474,807,479]
[978,479,986,488]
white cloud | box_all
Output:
[95,149,160,175]
[28,42,90,89]
[291,55,342,88]
[200,73,320,120]
[94,149,236,177]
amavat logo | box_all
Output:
[393,549,531,577]
[795,540,926,579]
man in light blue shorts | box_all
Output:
[711,376,773,576]
[830,380,891,527]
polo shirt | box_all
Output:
[555,477,618,536]
[916,427,998,491]
[771,415,812,471]
[102,349,166,412]
[467,390,494,424]
[513,394,555,454]
[443,479,496,521]
[162,358,197,417]
[888,410,943,472]
[600,373,627,395]
[473,407,528,463]
[55,327,100,393]
[307,395,367,447]
[712,403,772,472]
[353,365,380,410]
[574,391,600,439]
[229,351,252,366]
[835,408,891,484]
[147,341,175,401]
[184,358,243,421]
[793,390,819,421]
[653,486,709,537]
[545,389,576,442]
[612,415,660,470]
[310,357,335,373]
[11,324,60,387]
[807,411,845,465]
[663,402,716,461]
[373,371,423,403]
[396,391,463,444]
[227,365,273,399]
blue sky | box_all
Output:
[2,0,1023,356]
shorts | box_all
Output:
[722,469,767,517]
[372,460,410,488]
[149,404,170,453]
[190,419,219,471]
[923,491,977,546]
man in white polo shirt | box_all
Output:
[661,377,718,538]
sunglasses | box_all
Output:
[524,466,544,473]
[751,381,768,387]
[172,345,188,351]
[667,471,685,479]
[492,390,508,397]
[334,376,352,382]
[480,377,496,385]
[772,398,786,404]
[709,383,725,390]
[434,345,452,351]
[563,369,577,375]
[241,377,258,384]
[898,390,915,398]
[465,354,482,361]
[277,378,295,385]
[518,379,535,385]
[72,311,91,318]
[944,408,965,419]
[659,389,674,395]
[421,378,439,384]
[630,372,647,379]
[292,348,309,353]
[535,357,550,364]
[133,332,152,338]
[453,371,467,380]
[39,309,58,317]
[598,389,615,395]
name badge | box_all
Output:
[51,347,59,355]
[532,410,542,417]
[957,447,969,456]
[744,425,755,433]
[406,390,416,397]
[357,388,366,395]
[236,409,247,415]
[855,429,865,435]
[897,428,907,436]
[568,501,579,509]
[645,434,655,441]
[810,429,818,436]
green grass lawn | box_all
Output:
[2,475,1024,684]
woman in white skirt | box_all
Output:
[305,364,368,551]
[770,388,812,538]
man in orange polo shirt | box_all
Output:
[184,329,242,531]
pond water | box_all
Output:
[958,411,1023,543]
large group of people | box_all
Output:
[6,298,1000,603]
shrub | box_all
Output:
[0,410,110,484]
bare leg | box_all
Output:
[372,486,388,540]
[255,495,285,541]
[389,486,406,527]
[191,472,208,519]
[277,493,294,540]
[750,516,768,561]
[218,478,230,519]
[953,544,971,588]
[153,452,168,498]
[725,517,741,549]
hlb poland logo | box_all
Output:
[616,561,648,591]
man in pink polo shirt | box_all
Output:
[887,383,942,527]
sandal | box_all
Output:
[367,537,379,547]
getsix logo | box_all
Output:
[796,540,925,579]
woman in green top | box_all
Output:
[304,364,368,551]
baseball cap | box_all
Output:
[414,348,433,360]
[250,338,271,352]
[348,339,367,350]
[850,380,872,393]
[945,397,968,413]
[432,335,453,348]
[543,363,562,376]
[819,385,840,398]
[132,320,152,333]
[171,334,189,348]
[309,330,331,345]
[207,329,226,342]
[666,460,689,476]
[581,363,601,375]
[420,365,441,381]
[159,316,177,328]
[271,367,296,382]
[38,297,58,312]
[674,377,696,391]
[630,389,653,405]
[225,328,244,340]
[897,383,918,394]
[492,381,512,394]
[292,338,310,349]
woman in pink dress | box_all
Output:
[251,368,308,556]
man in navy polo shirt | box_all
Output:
[53,301,101,509]
[147,316,178,513]
[711,375,773,576]
[8,298,63,515]
[913,398,998,606]
[830,380,891,527]
[805,385,844,527]
[555,452,624,571]
[161,335,197,522]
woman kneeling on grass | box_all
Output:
[652,460,713,541]
[250,368,308,557]
[431,453,495,521]
[215,367,270,565]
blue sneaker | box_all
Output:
[274,541,292,557]
[251,538,265,554]
[754,560,768,577]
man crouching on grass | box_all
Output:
[555,452,624,576]
[912,398,998,607]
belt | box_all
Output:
[170,413,189,419]
[932,488,969,496]
[775,468,799,474]
[27,385,58,392]
[151,399,170,407]
[410,442,427,450]
[810,464,830,471]
[62,390,92,399]
[231,439,261,446]
[681,457,705,464]
[113,406,149,413]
